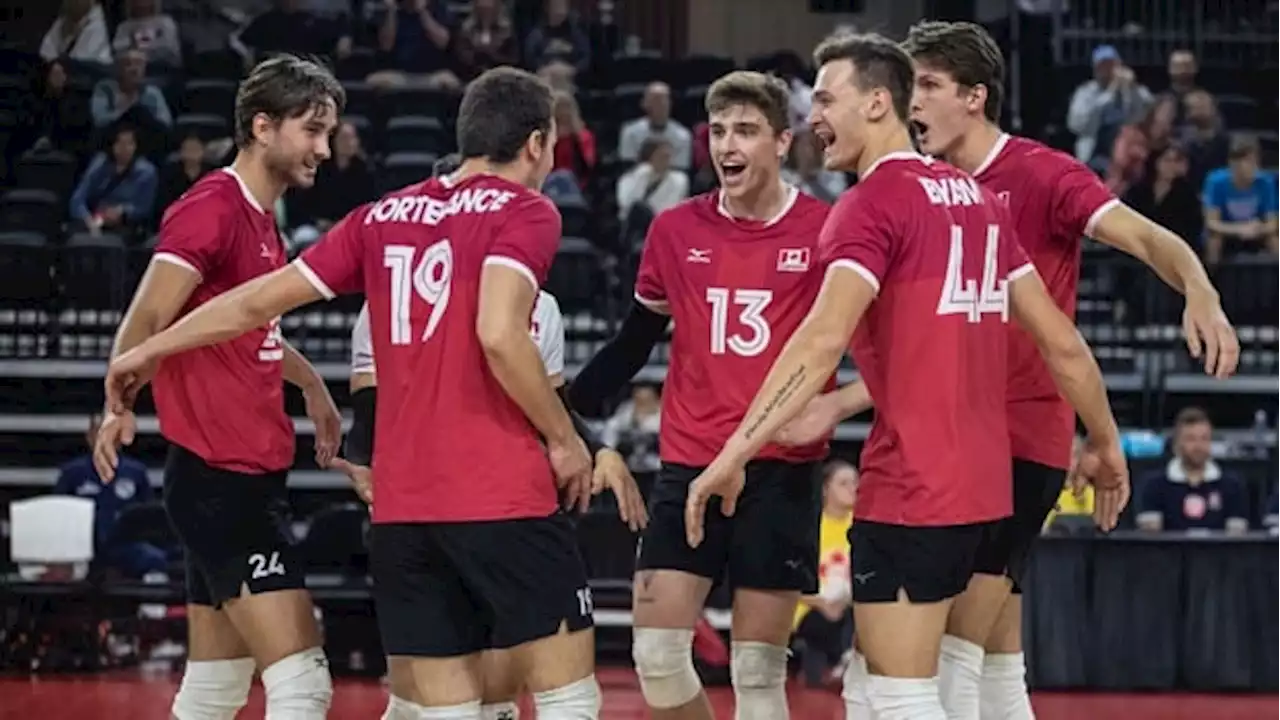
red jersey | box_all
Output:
[973,134,1119,469]
[819,152,1033,526]
[633,187,831,467]
[151,168,293,474]
[296,173,563,524]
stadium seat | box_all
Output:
[384,115,451,155]
[302,502,369,573]
[609,51,666,86]
[377,87,455,123]
[546,237,605,317]
[178,79,237,120]
[58,232,132,313]
[0,231,54,307]
[675,86,708,129]
[611,84,648,124]
[343,113,374,150]
[676,54,736,88]
[1216,94,1260,130]
[112,501,178,551]
[186,49,242,80]
[341,81,376,119]
[0,74,28,113]
[335,47,376,81]
[379,152,436,193]
[173,113,230,144]
[0,188,62,237]
[15,150,78,200]
[1257,132,1278,168]
[557,200,592,238]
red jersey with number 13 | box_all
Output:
[633,187,832,467]
[297,173,563,524]
[819,153,1033,526]
[151,168,292,474]
[973,134,1118,470]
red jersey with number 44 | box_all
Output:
[973,134,1118,470]
[634,187,832,467]
[297,173,562,524]
[151,168,292,474]
[819,152,1034,527]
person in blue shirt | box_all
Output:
[1135,407,1250,533]
[69,124,158,235]
[54,414,166,576]
[1202,133,1279,264]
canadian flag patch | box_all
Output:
[777,247,811,273]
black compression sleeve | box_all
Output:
[567,300,668,415]
[559,384,605,456]
[344,386,376,466]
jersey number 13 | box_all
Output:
[706,287,772,357]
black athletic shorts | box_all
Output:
[848,519,1000,604]
[636,459,821,594]
[972,458,1066,593]
[162,445,305,607]
[370,513,594,658]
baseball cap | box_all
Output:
[1092,45,1121,65]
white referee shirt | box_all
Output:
[351,290,566,377]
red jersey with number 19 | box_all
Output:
[151,168,293,474]
[633,187,832,467]
[972,134,1119,470]
[296,173,563,524]
[818,153,1033,527]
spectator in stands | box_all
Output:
[618,82,693,170]
[69,124,158,235]
[1067,45,1152,173]
[783,130,846,203]
[537,59,577,93]
[19,60,93,157]
[368,0,461,91]
[234,0,352,65]
[616,135,689,228]
[288,119,375,248]
[523,0,590,77]
[601,384,661,474]
[1138,95,1179,177]
[39,0,112,66]
[453,0,518,79]
[111,0,182,69]
[1162,49,1199,126]
[1104,124,1149,196]
[549,91,596,192]
[1124,142,1203,254]
[792,459,856,687]
[1043,437,1095,534]
[1180,89,1229,191]
[1202,134,1280,264]
[156,133,212,217]
[90,47,173,159]
[54,415,166,578]
[1137,407,1250,534]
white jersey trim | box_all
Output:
[971,133,1012,178]
[484,255,537,290]
[1084,197,1122,238]
[1008,262,1037,283]
[634,293,671,315]
[293,259,336,300]
[827,259,881,295]
[350,304,375,374]
[152,252,201,280]
[220,167,265,214]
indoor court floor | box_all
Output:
[0,668,1275,719]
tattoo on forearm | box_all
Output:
[742,366,808,442]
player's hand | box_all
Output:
[303,384,342,467]
[93,410,137,482]
[591,448,649,532]
[1072,437,1130,532]
[1182,290,1238,379]
[549,434,593,513]
[773,392,841,446]
[328,457,374,505]
[684,459,746,548]
[105,348,154,414]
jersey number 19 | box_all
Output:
[385,241,453,345]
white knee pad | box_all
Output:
[729,642,789,720]
[979,653,1035,720]
[480,701,520,720]
[841,650,873,720]
[384,695,482,719]
[172,657,256,720]
[631,628,702,709]
[532,675,601,719]
[866,674,948,720]
[261,647,334,720]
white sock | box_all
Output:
[172,657,256,720]
[841,650,874,720]
[938,635,985,720]
[261,647,333,720]
[480,701,519,719]
[979,653,1035,720]
[730,641,789,720]
[532,675,601,719]
[865,674,947,720]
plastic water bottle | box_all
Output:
[1250,410,1270,460]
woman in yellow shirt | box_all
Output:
[793,459,857,686]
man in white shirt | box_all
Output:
[618,82,693,170]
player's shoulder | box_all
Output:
[996,134,1084,179]
[160,169,242,228]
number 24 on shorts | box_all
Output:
[248,551,286,580]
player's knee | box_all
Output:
[383,696,482,719]
[730,642,789,719]
[865,674,948,720]
[631,627,701,709]
[480,701,520,720]
[531,675,601,719]
[260,647,333,719]
[171,657,256,720]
